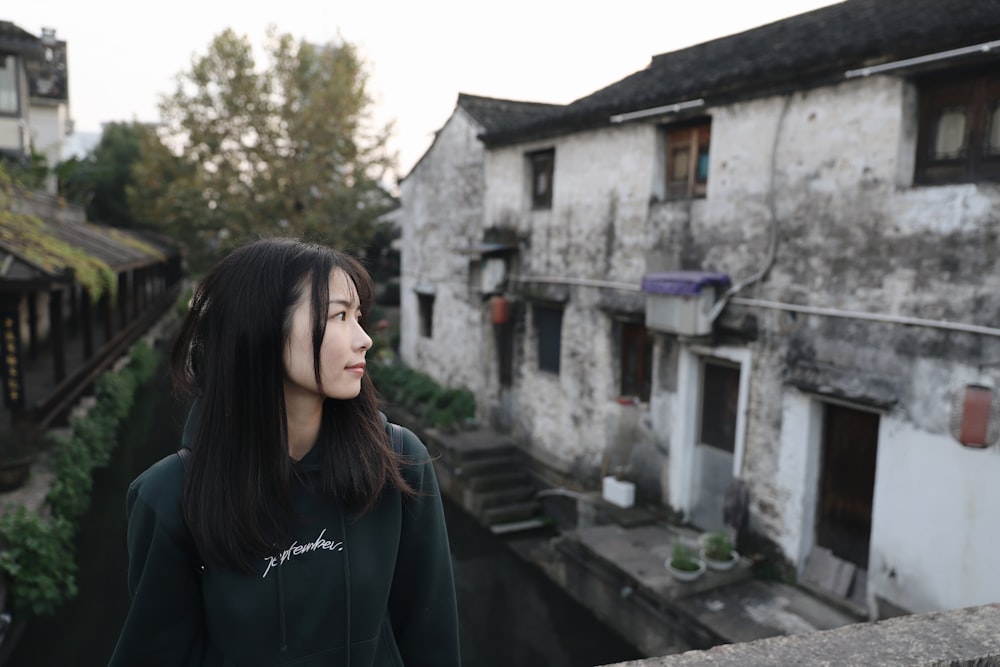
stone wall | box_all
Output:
[601,604,1000,667]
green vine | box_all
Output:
[0,339,163,617]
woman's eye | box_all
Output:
[331,312,347,321]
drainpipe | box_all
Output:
[708,94,793,323]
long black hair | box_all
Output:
[172,237,412,572]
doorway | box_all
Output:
[802,401,880,609]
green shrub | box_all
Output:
[0,338,164,617]
[370,362,476,429]
[0,507,78,617]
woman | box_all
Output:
[110,238,460,666]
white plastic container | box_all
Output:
[602,476,636,508]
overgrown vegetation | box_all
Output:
[370,362,476,430]
[0,165,118,300]
[0,340,161,617]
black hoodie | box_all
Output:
[109,416,460,666]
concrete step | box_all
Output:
[490,517,550,535]
[471,484,538,512]
[467,471,532,492]
[482,500,542,526]
[456,454,520,478]
[453,444,519,463]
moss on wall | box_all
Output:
[0,165,118,299]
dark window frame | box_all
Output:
[0,54,22,116]
[915,67,1000,185]
[528,149,555,209]
[417,292,435,338]
[533,303,563,375]
[663,118,711,199]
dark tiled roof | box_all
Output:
[0,21,43,57]
[483,0,1000,145]
[402,94,565,180]
[457,93,564,135]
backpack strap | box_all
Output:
[388,423,404,455]
[173,448,204,572]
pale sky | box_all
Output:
[9,0,840,179]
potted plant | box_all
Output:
[700,531,739,571]
[0,427,38,493]
[666,541,705,581]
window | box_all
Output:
[533,304,563,374]
[528,149,554,209]
[417,292,435,338]
[698,359,740,452]
[915,68,1000,185]
[0,55,18,114]
[664,119,711,199]
[619,321,653,402]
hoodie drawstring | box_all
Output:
[340,512,352,666]
[277,558,288,653]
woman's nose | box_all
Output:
[355,322,373,351]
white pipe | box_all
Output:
[512,275,1000,337]
[511,274,641,292]
[845,40,1000,79]
[609,98,705,124]
[729,297,1000,338]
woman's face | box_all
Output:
[283,268,372,403]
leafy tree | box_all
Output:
[58,121,146,227]
[138,27,396,269]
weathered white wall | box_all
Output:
[29,103,68,194]
[404,73,1000,615]
[483,125,666,491]
[680,75,1000,615]
[399,108,490,408]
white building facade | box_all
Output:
[398,0,1000,619]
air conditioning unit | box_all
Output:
[641,271,731,337]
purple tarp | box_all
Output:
[640,271,731,296]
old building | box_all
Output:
[0,21,71,194]
[0,175,182,430]
[398,0,1000,620]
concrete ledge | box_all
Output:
[602,603,1000,667]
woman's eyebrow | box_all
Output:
[328,298,359,308]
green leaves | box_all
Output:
[0,507,78,617]
[137,27,396,269]
[0,340,163,617]
[370,363,477,430]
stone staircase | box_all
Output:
[452,440,549,534]
[382,408,552,534]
